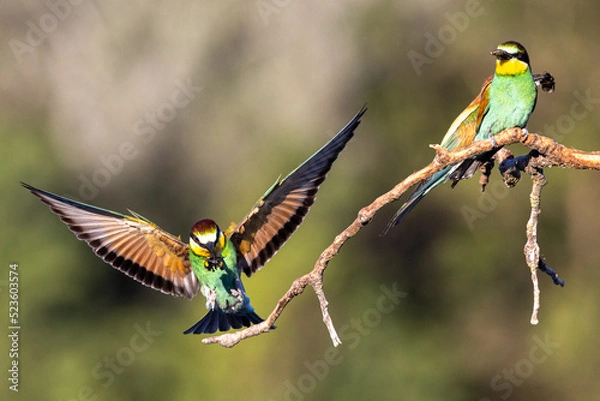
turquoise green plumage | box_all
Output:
[384,41,538,233]
[23,106,366,334]
[477,44,537,139]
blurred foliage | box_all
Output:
[2,1,600,400]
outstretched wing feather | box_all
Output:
[230,106,366,277]
[22,183,199,299]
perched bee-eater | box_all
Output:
[23,106,366,334]
[384,41,539,233]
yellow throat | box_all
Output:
[495,58,528,76]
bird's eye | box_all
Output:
[516,52,522,59]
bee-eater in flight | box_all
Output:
[384,41,541,233]
[23,106,366,334]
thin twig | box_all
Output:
[523,170,546,324]
[538,258,565,287]
[313,277,341,346]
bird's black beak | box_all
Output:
[491,49,512,61]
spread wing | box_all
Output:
[22,183,199,299]
[230,106,367,277]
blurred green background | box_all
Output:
[2,1,600,400]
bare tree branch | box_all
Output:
[203,128,600,347]
[524,169,546,325]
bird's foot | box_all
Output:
[489,136,498,147]
[522,128,529,141]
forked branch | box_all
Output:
[204,128,600,347]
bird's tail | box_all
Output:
[382,166,453,235]
[183,308,265,335]
[449,148,501,187]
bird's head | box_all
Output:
[189,219,226,259]
[491,41,531,76]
